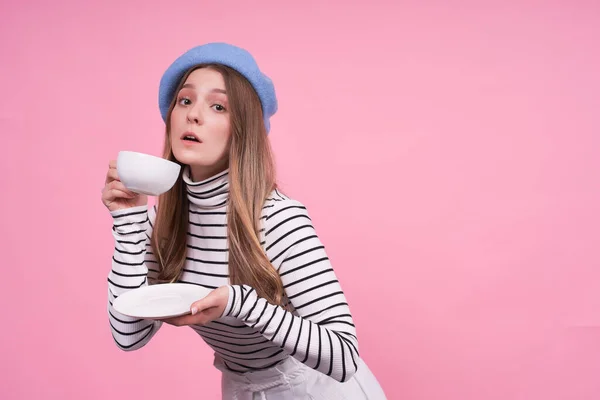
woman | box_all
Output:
[102,42,387,399]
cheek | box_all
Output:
[169,111,184,142]
[219,118,231,139]
[208,117,231,146]
[219,128,231,153]
[220,124,231,143]
[170,109,183,126]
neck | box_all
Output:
[182,166,230,209]
[189,160,229,183]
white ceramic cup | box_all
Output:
[116,151,181,196]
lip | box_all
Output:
[180,131,202,143]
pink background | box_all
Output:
[1,1,599,399]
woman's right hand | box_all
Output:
[102,160,148,212]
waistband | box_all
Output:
[214,355,306,392]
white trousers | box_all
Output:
[214,355,388,400]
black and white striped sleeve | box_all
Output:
[223,199,359,382]
[107,204,162,351]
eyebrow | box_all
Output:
[181,83,226,94]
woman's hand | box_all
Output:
[160,286,230,327]
[101,160,147,212]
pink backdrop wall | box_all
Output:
[1,1,599,399]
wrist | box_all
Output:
[110,204,148,218]
[225,285,254,319]
[111,205,150,235]
[222,285,238,318]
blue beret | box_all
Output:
[158,42,277,133]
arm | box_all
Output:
[223,199,359,382]
[107,204,163,351]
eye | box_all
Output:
[212,104,226,112]
[178,97,192,106]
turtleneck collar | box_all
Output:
[182,166,229,209]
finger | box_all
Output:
[109,160,117,169]
[160,316,178,325]
[106,167,120,182]
[102,183,136,201]
[161,314,192,326]
[191,296,218,315]
[108,180,136,198]
[104,188,136,201]
[190,300,205,315]
[105,167,120,185]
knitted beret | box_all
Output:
[158,42,277,133]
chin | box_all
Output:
[173,148,211,167]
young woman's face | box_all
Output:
[170,67,231,181]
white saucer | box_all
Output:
[113,283,213,319]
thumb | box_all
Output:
[190,293,218,315]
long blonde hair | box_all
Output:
[150,64,284,305]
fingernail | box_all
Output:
[191,307,198,315]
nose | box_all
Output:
[186,105,203,125]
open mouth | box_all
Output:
[181,133,201,143]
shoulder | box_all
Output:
[263,189,311,222]
[261,189,315,237]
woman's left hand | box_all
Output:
[159,286,229,327]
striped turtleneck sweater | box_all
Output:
[107,168,359,382]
